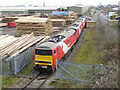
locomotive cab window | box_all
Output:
[54,50,56,55]
[35,49,52,55]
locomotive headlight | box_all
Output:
[35,62,37,64]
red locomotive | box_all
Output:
[34,16,86,71]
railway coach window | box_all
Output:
[67,39,70,44]
[35,49,52,55]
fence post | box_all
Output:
[100,64,103,73]
[98,64,99,72]
[14,56,17,75]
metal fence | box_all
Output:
[2,47,34,75]
[56,61,109,83]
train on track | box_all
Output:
[34,16,87,72]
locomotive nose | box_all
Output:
[34,49,53,67]
[35,55,52,66]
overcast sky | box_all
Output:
[0,0,119,6]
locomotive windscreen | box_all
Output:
[35,49,52,55]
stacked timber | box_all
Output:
[51,19,66,27]
[52,27,64,32]
[108,19,118,25]
[2,17,19,23]
[68,11,78,21]
[15,17,53,36]
[0,18,2,23]
[86,20,97,28]
[49,11,77,25]
[65,11,78,25]
[66,19,74,25]
[0,23,6,28]
[0,33,48,58]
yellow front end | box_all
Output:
[35,55,53,66]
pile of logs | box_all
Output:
[2,17,19,23]
[49,11,77,25]
[15,17,53,36]
[68,11,78,20]
[51,19,66,27]
[0,23,6,28]
[0,33,49,58]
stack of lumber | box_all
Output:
[51,19,66,27]
[86,21,96,28]
[0,23,6,28]
[109,19,118,25]
[66,19,74,25]
[52,27,64,32]
[15,17,53,36]
[0,33,47,58]
[68,11,78,20]
[2,17,19,23]
[49,11,77,25]
[0,18,2,22]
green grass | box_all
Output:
[18,61,34,75]
[2,76,18,88]
[2,61,34,88]
[72,28,102,65]
[50,28,103,88]
[49,81,58,86]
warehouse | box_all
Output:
[28,6,59,14]
[67,5,89,16]
[0,6,59,16]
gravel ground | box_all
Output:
[0,27,17,36]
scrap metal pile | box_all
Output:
[0,33,49,58]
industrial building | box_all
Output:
[67,5,90,15]
[0,6,59,16]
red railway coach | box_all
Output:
[34,17,86,72]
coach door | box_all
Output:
[57,47,60,60]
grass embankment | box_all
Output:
[50,27,102,88]
[72,28,102,65]
[2,61,34,88]
[50,22,118,88]
[2,76,18,88]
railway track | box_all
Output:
[21,70,53,89]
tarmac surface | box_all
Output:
[0,27,17,36]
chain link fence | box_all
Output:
[56,61,109,83]
[2,47,34,75]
